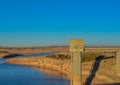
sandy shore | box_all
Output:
[5,57,72,79]
[5,56,120,85]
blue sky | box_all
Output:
[0,0,120,46]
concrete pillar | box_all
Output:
[71,52,82,76]
[117,51,120,75]
[70,39,84,85]
[71,52,82,85]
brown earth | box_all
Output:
[5,56,120,85]
[0,53,10,58]
[0,46,120,55]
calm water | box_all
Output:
[0,55,70,85]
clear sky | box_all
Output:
[0,0,120,47]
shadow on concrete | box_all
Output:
[84,56,115,85]
[2,54,24,59]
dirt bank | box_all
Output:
[5,57,72,79]
[5,56,120,85]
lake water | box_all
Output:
[0,55,70,85]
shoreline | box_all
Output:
[5,57,72,79]
[5,56,120,85]
[5,56,94,84]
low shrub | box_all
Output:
[82,52,101,62]
[46,54,70,60]
[46,52,102,62]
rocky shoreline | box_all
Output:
[5,56,120,85]
[5,57,72,79]
[5,56,94,84]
